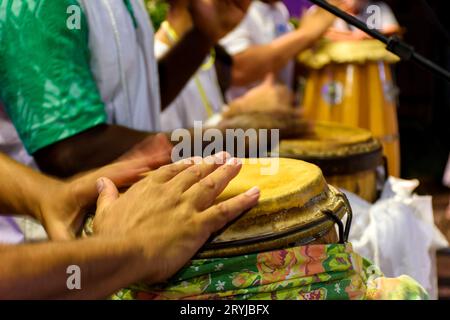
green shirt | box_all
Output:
[0,0,107,154]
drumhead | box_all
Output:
[199,158,349,258]
[276,122,383,175]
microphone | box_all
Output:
[308,0,450,82]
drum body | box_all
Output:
[198,158,351,258]
[299,40,400,177]
[277,122,384,203]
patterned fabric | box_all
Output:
[0,0,107,154]
[112,244,428,300]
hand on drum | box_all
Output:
[40,158,163,241]
[92,152,260,284]
[224,74,296,118]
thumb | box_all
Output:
[96,178,119,214]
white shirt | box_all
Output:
[220,0,294,100]
[0,106,36,244]
[155,40,224,131]
[80,0,161,132]
[0,105,36,168]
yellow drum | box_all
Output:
[299,40,400,177]
[199,158,352,258]
[84,158,352,257]
[276,122,384,203]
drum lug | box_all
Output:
[322,193,353,244]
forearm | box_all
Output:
[231,31,311,85]
[158,27,214,109]
[33,124,152,178]
[0,153,62,220]
[232,11,335,85]
[0,236,147,300]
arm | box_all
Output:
[158,27,214,109]
[0,153,259,299]
[0,152,62,222]
[158,0,251,108]
[0,153,149,299]
[0,1,170,178]
[231,7,337,86]
[0,152,166,240]
[33,124,168,177]
[0,237,146,300]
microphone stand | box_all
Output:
[308,0,450,82]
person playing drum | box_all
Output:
[300,0,402,177]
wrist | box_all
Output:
[36,179,73,237]
[27,177,65,223]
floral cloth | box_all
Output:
[112,243,428,300]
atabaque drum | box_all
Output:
[276,122,384,203]
[198,158,352,258]
[299,39,400,177]
[107,158,428,300]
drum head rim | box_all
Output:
[198,185,348,258]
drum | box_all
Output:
[198,157,352,258]
[276,122,384,203]
[83,158,352,256]
[299,40,400,177]
[107,158,428,301]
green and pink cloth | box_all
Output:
[112,243,428,300]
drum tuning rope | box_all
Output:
[321,193,353,244]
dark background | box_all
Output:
[384,0,449,185]
[382,1,450,298]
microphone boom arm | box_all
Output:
[308,0,450,82]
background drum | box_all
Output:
[299,39,400,177]
[276,122,384,203]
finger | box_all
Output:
[70,157,158,207]
[98,159,154,186]
[199,186,260,233]
[149,157,201,183]
[168,152,231,192]
[96,178,119,215]
[184,157,243,210]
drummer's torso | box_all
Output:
[221,1,295,99]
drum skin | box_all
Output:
[277,122,384,203]
[299,40,400,177]
[198,158,350,258]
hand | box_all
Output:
[225,74,295,118]
[40,158,166,241]
[189,0,251,43]
[93,152,260,284]
[118,133,173,163]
